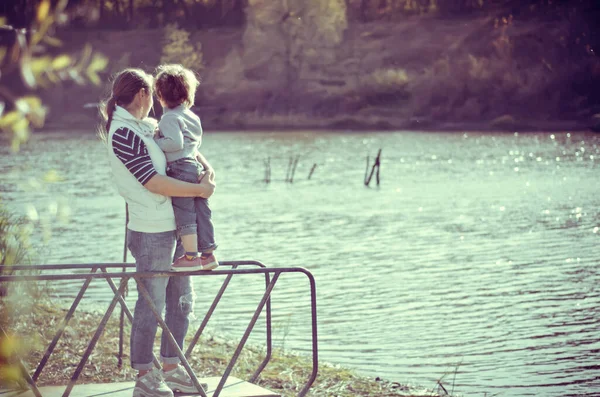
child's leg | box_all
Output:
[180,234,198,259]
[171,196,199,259]
[195,197,217,256]
[167,159,204,261]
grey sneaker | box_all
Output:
[133,369,174,397]
[163,365,208,394]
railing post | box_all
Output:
[213,272,280,397]
[33,267,98,381]
[62,277,129,397]
[298,270,319,397]
[250,271,273,383]
[185,265,238,358]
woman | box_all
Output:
[101,68,212,397]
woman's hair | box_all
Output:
[154,64,199,109]
[99,68,154,133]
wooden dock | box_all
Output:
[0,376,280,397]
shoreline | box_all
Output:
[40,112,596,135]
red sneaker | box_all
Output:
[200,254,219,270]
[171,255,204,272]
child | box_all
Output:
[153,64,218,271]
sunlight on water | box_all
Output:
[1,130,599,396]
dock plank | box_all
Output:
[0,376,280,397]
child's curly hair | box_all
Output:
[154,64,200,109]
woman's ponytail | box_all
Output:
[104,96,117,131]
[97,96,117,143]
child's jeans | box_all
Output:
[166,157,217,253]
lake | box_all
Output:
[1,130,599,397]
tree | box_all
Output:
[242,0,348,110]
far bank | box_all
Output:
[34,16,600,134]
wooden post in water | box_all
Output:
[289,155,299,183]
[285,156,293,182]
[364,149,382,187]
[364,155,370,185]
[308,163,317,180]
[263,157,271,184]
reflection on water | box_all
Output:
[1,130,599,396]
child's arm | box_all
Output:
[196,151,215,180]
[155,115,185,152]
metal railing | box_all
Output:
[0,261,318,397]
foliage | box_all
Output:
[62,0,247,29]
[0,205,31,275]
[243,0,348,102]
[0,0,108,151]
[160,23,204,72]
[0,204,33,388]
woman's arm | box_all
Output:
[110,127,212,197]
[144,174,215,198]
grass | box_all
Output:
[0,301,452,397]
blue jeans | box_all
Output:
[127,229,194,370]
[166,158,217,253]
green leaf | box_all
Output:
[87,53,108,73]
[87,71,100,86]
[0,111,21,129]
[43,169,64,183]
[42,35,63,47]
[51,54,71,69]
[36,0,51,23]
[30,56,52,76]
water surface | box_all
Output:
[1,130,599,396]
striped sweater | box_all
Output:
[107,106,176,233]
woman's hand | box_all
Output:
[197,173,216,198]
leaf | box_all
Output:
[30,55,52,76]
[16,96,46,128]
[20,56,36,89]
[17,96,42,111]
[16,31,36,89]
[0,364,23,384]
[87,53,108,72]
[43,170,64,183]
[32,15,54,46]
[0,333,20,357]
[42,35,63,47]
[7,117,30,151]
[12,118,30,137]
[25,204,39,221]
[0,47,6,65]
[76,43,93,71]
[87,71,100,85]
[36,0,51,23]
[0,111,21,129]
[51,54,71,69]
